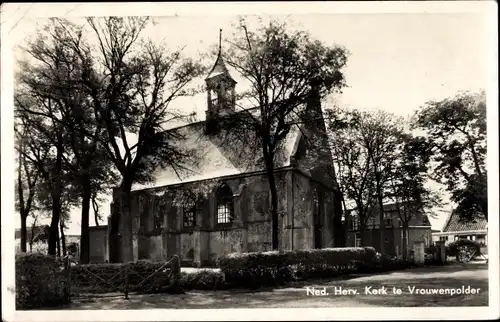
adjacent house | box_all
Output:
[15,225,80,256]
[345,203,433,257]
[14,225,49,243]
[431,212,488,246]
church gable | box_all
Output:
[289,121,335,189]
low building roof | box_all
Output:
[442,212,487,233]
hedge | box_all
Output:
[217,247,377,288]
[67,246,443,296]
[16,253,69,310]
[179,270,229,290]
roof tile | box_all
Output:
[442,212,487,232]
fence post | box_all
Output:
[124,263,130,300]
[67,256,72,302]
[172,255,181,277]
[62,255,71,303]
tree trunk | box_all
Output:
[109,201,120,263]
[48,140,63,256]
[264,154,280,251]
[79,175,92,264]
[117,179,134,263]
[18,142,27,253]
[29,218,37,253]
[60,221,67,256]
[402,223,409,261]
[376,185,385,254]
[93,194,100,226]
[268,169,280,251]
[56,225,61,257]
[20,213,28,253]
[48,197,61,256]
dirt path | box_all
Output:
[67,263,488,309]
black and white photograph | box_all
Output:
[1,1,498,321]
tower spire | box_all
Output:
[218,28,222,55]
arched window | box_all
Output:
[183,199,196,228]
[155,199,165,229]
[212,89,219,104]
[216,184,234,224]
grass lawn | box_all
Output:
[65,262,488,309]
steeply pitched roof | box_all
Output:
[206,53,235,82]
[442,212,487,232]
[131,110,303,191]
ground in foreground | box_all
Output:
[66,262,488,309]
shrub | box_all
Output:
[179,270,228,290]
[16,253,69,310]
[446,239,481,258]
[217,247,377,289]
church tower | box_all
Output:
[205,29,237,133]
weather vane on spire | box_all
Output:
[219,28,222,53]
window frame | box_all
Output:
[383,211,393,227]
[351,216,360,231]
[216,184,234,225]
[354,232,361,247]
[182,201,197,229]
[154,203,165,230]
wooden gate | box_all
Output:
[63,255,181,300]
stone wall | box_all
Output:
[180,233,194,262]
[122,169,336,265]
[88,226,108,263]
[287,171,313,250]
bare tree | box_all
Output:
[14,89,70,256]
[16,17,203,262]
[16,20,111,258]
[222,18,349,249]
[52,17,206,262]
[14,121,43,253]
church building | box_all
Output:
[105,37,341,266]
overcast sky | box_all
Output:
[3,3,493,234]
